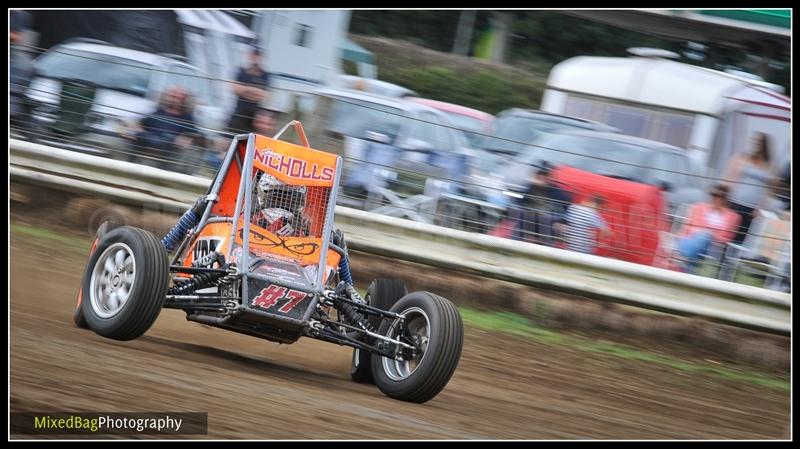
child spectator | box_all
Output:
[565,195,610,254]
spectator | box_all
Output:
[253,108,279,136]
[565,195,611,255]
[10,10,35,139]
[724,132,775,244]
[674,184,741,273]
[133,86,204,173]
[775,160,790,213]
[201,108,280,177]
[227,47,271,134]
[510,164,572,245]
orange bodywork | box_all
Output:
[180,134,341,285]
[180,221,341,283]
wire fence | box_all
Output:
[9,42,791,290]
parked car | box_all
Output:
[406,97,494,148]
[309,87,479,212]
[479,108,620,157]
[334,75,418,98]
[24,38,226,155]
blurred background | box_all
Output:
[9,9,791,291]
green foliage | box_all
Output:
[348,10,790,94]
[507,11,681,66]
[350,10,488,53]
[350,10,677,62]
[380,65,544,114]
[459,307,790,392]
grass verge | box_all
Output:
[11,222,89,251]
[460,308,789,393]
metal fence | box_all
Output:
[9,42,791,291]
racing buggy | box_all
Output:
[73,121,464,403]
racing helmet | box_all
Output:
[257,173,307,214]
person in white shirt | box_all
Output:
[565,195,611,255]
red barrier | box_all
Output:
[553,165,667,266]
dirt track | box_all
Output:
[9,209,791,439]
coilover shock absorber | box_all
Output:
[162,197,208,252]
[338,299,375,333]
[334,282,373,332]
[167,272,225,295]
[333,229,354,285]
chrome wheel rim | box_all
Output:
[382,307,430,381]
[90,243,136,319]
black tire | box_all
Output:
[74,221,121,329]
[350,278,408,384]
[79,226,168,341]
[371,291,463,403]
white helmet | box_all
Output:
[257,173,307,213]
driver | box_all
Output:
[255,173,311,237]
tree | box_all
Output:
[451,10,477,56]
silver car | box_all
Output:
[309,87,480,213]
[25,38,226,155]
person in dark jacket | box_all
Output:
[510,163,572,246]
[134,86,203,173]
[227,46,271,134]
[10,10,35,139]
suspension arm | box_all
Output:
[324,291,405,321]
[306,325,398,359]
[169,266,231,275]
[317,317,417,352]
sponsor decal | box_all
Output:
[254,147,334,182]
[192,238,223,264]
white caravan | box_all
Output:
[540,50,791,181]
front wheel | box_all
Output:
[80,226,168,341]
[371,291,463,403]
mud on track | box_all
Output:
[9,211,790,439]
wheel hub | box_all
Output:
[89,242,136,319]
[382,307,430,381]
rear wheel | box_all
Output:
[74,221,121,329]
[80,226,168,341]
[350,278,407,384]
[371,291,463,403]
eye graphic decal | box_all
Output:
[238,228,319,256]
